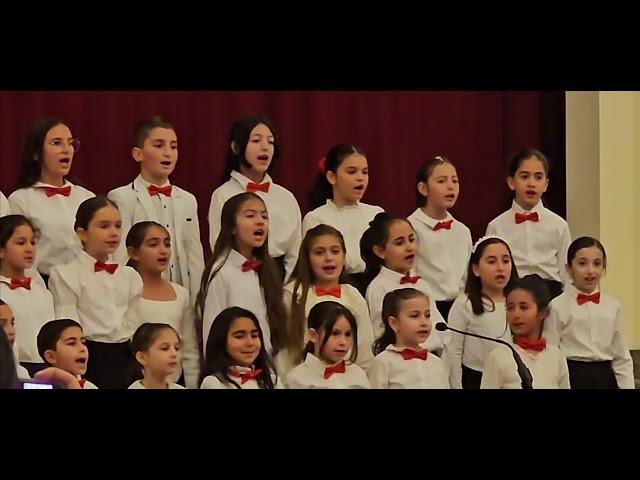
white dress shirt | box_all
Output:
[408,209,472,300]
[201,249,270,353]
[446,294,511,389]
[9,181,95,275]
[368,345,450,389]
[0,275,55,362]
[544,283,635,389]
[365,266,446,355]
[48,250,143,343]
[486,200,571,284]
[200,366,282,389]
[481,343,570,389]
[302,200,384,274]
[208,171,301,280]
[285,354,370,388]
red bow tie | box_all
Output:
[242,260,263,273]
[41,185,71,197]
[94,262,118,274]
[515,212,539,224]
[398,348,429,361]
[516,337,547,352]
[315,285,342,298]
[400,274,421,285]
[246,182,271,193]
[148,184,173,197]
[324,360,346,379]
[229,368,263,384]
[9,277,31,290]
[78,379,87,389]
[577,292,601,305]
[433,220,453,231]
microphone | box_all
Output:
[435,322,533,389]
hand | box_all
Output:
[34,368,82,389]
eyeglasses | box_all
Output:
[48,138,80,152]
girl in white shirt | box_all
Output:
[361,212,447,355]
[368,288,449,389]
[200,307,280,389]
[481,275,570,389]
[286,301,369,389]
[545,237,634,389]
[196,192,291,360]
[279,224,374,376]
[126,221,200,388]
[0,215,55,375]
[129,322,184,389]
[207,114,301,281]
[408,155,472,320]
[304,144,384,286]
[9,118,94,283]
[485,148,571,299]
[49,196,143,389]
[447,236,518,389]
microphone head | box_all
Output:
[435,322,448,332]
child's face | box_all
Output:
[45,326,89,377]
[242,123,274,176]
[234,198,269,252]
[419,163,459,210]
[133,127,178,182]
[328,153,369,204]
[129,225,171,275]
[226,316,261,368]
[472,242,512,294]
[0,304,16,346]
[507,157,549,210]
[77,205,122,259]
[567,246,604,294]
[137,329,181,377]
[309,234,345,286]
[0,225,36,271]
[389,296,431,349]
[374,220,417,275]
[311,315,353,364]
[41,124,76,180]
[506,288,545,339]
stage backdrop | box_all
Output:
[0,91,566,257]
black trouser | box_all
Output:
[436,300,455,322]
[461,364,483,389]
[567,359,618,389]
[20,362,47,378]
[543,279,563,300]
[85,340,134,389]
[273,256,286,282]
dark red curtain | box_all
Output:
[0,91,565,256]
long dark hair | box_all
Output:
[194,193,289,359]
[360,212,414,292]
[201,307,277,389]
[287,225,349,364]
[465,237,519,315]
[221,114,280,183]
[0,328,18,388]
[373,288,427,355]
[309,144,366,210]
[302,301,358,364]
